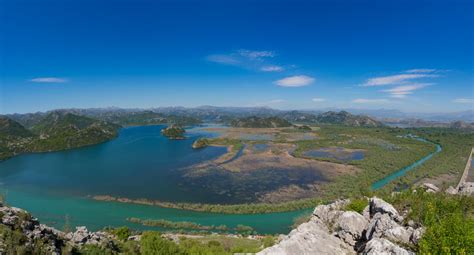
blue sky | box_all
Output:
[1,0,473,114]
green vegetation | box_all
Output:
[192,138,209,149]
[230,116,292,128]
[110,226,132,241]
[126,218,257,235]
[137,231,271,255]
[140,231,181,255]
[127,218,229,232]
[161,125,185,139]
[388,190,474,254]
[344,198,369,214]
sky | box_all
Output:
[1,0,473,114]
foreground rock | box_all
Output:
[421,183,440,193]
[445,182,474,195]
[258,197,419,255]
[0,202,116,254]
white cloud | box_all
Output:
[312,98,326,102]
[206,55,240,65]
[404,69,437,74]
[275,75,314,87]
[30,77,67,83]
[382,83,432,98]
[453,98,474,104]
[261,65,284,72]
[364,74,436,86]
[206,49,280,71]
[237,50,275,59]
[352,98,389,104]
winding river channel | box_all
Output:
[371,136,442,190]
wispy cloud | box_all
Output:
[352,98,389,104]
[361,69,440,99]
[206,55,241,65]
[237,50,275,59]
[30,77,67,83]
[261,65,284,72]
[453,98,474,104]
[364,73,436,87]
[275,75,314,87]
[382,83,432,98]
[404,69,437,74]
[312,98,326,102]
[207,49,276,69]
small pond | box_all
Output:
[304,147,365,161]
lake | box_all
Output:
[0,125,309,233]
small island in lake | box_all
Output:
[161,125,186,139]
[192,138,209,149]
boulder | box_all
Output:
[313,199,350,225]
[128,235,141,241]
[410,227,425,245]
[257,217,355,255]
[459,182,474,195]
[70,226,90,244]
[365,213,412,245]
[363,238,413,255]
[334,211,368,246]
[369,197,402,222]
[422,183,440,193]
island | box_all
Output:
[161,125,186,139]
[192,138,209,149]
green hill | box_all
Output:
[0,116,33,138]
[0,116,35,159]
[28,112,120,152]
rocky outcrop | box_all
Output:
[258,197,420,255]
[459,182,474,195]
[446,182,474,195]
[257,217,355,255]
[0,202,117,253]
[363,238,412,255]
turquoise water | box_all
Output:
[1,188,308,234]
[0,125,310,234]
[371,136,442,190]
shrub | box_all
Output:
[388,190,474,253]
[112,226,131,241]
[344,198,368,214]
[140,231,182,255]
